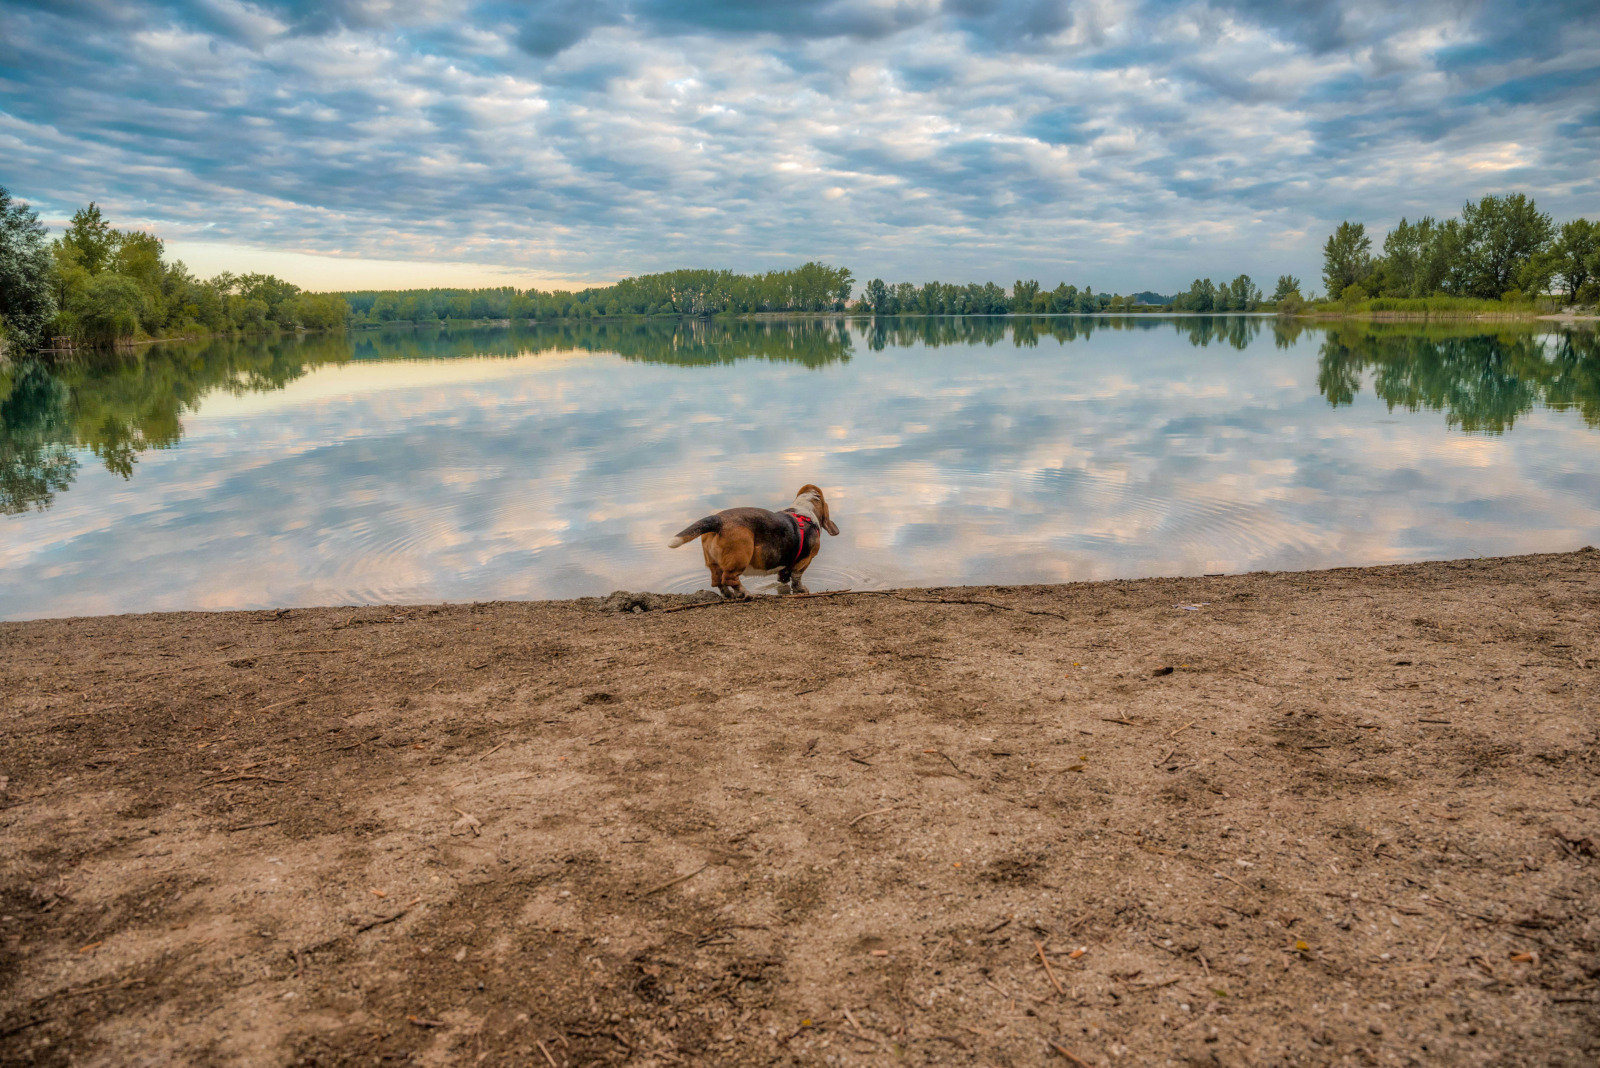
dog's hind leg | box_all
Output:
[707,562,742,600]
[703,536,734,596]
[715,529,755,600]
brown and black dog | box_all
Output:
[667,485,840,599]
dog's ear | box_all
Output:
[815,490,840,536]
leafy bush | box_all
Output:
[72,274,146,345]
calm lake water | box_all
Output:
[3,316,1598,620]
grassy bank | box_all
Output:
[1292,294,1590,320]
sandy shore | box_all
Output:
[2,551,1598,1066]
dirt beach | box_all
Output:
[2,551,1598,1067]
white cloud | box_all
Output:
[0,0,1596,292]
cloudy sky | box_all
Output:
[1,0,1596,292]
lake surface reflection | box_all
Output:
[3,316,1598,620]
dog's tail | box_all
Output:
[667,515,721,548]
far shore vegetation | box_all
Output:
[2,187,1595,355]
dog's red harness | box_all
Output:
[785,512,815,569]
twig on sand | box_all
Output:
[841,1010,886,1050]
[662,598,752,614]
[1168,720,1196,739]
[848,805,903,827]
[663,588,1075,623]
[1048,1040,1096,1066]
[924,749,970,776]
[1426,931,1448,960]
[203,774,293,787]
[355,908,410,932]
[663,590,855,613]
[637,864,709,897]
[225,820,280,832]
[985,975,1050,1005]
[1036,941,1065,995]
[884,594,1073,623]
[566,1028,632,1050]
[0,1016,51,1041]
[51,978,131,1000]
[229,649,346,665]
[536,1040,559,1067]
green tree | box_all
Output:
[0,186,58,350]
[1322,221,1373,297]
[1539,219,1596,303]
[1222,274,1261,311]
[1171,278,1217,312]
[72,274,145,345]
[1011,279,1040,312]
[60,203,118,275]
[1272,275,1302,302]
[863,278,889,314]
[1454,193,1553,299]
[833,267,855,310]
[112,231,168,331]
[1366,216,1462,298]
[1583,244,1600,305]
[1380,219,1427,297]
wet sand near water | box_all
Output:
[1,550,1598,1066]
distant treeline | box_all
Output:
[0,191,346,351]
[1320,193,1597,305]
[856,280,1181,315]
[8,184,1596,356]
[339,263,857,323]
[342,276,1180,324]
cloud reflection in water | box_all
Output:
[1,317,1597,620]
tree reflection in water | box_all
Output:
[2,316,1596,514]
[864,313,1264,351]
[1,362,79,514]
[1314,324,1600,433]
[0,319,856,512]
